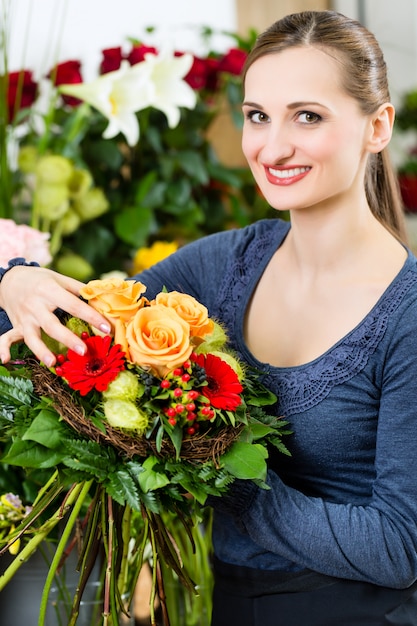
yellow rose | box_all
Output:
[125,304,192,376]
[80,278,147,324]
[154,291,213,338]
[132,241,178,274]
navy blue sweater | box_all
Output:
[2,218,417,588]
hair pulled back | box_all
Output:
[244,11,406,242]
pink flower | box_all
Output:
[0,219,52,267]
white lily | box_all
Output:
[140,48,197,128]
[59,50,196,147]
[59,61,154,146]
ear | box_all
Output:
[366,102,395,153]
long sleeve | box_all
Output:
[211,284,417,589]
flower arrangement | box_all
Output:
[0,278,290,625]
[2,26,272,280]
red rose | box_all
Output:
[100,47,124,74]
[217,48,247,76]
[49,60,83,86]
[7,70,37,123]
[179,53,221,91]
[49,60,83,107]
[127,44,157,66]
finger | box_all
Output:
[53,294,111,335]
[0,328,24,363]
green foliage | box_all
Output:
[7,29,274,278]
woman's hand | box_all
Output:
[0,266,111,366]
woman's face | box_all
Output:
[242,46,374,214]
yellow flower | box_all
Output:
[125,304,192,376]
[132,241,178,274]
[80,278,147,323]
[155,290,213,338]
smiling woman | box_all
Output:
[2,9,417,626]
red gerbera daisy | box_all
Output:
[56,335,126,396]
[191,352,243,411]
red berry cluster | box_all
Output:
[161,359,215,436]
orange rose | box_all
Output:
[154,291,213,338]
[80,278,147,324]
[125,304,192,376]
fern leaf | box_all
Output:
[0,375,33,407]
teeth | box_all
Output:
[268,166,310,178]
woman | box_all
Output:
[1,10,417,625]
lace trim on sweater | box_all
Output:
[215,234,417,416]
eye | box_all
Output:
[297,111,322,124]
[245,110,270,124]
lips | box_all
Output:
[265,165,311,186]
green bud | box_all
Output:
[40,329,67,356]
[195,321,228,353]
[68,168,93,199]
[211,350,245,381]
[18,146,39,174]
[36,155,73,185]
[103,370,143,402]
[33,184,69,220]
[65,317,91,338]
[55,252,94,281]
[61,208,81,236]
[73,188,109,222]
[103,399,149,433]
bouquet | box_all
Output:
[0,277,290,625]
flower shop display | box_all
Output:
[0,277,290,625]
[2,28,273,280]
[392,88,417,213]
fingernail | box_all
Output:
[99,324,111,334]
[43,355,54,368]
[74,344,86,356]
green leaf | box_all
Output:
[167,424,183,460]
[105,468,142,511]
[178,151,209,185]
[137,456,170,492]
[2,439,66,468]
[221,442,268,481]
[22,408,68,448]
[0,374,33,408]
[114,205,154,247]
[63,439,116,480]
[248,423,277,440]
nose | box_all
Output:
[259,122,295,164]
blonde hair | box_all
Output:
[244,11,407,242]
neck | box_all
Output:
[283,200,399,280]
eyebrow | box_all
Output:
[242,100,329,110]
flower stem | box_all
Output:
[38,479,93,626]
[0,480,89,593]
